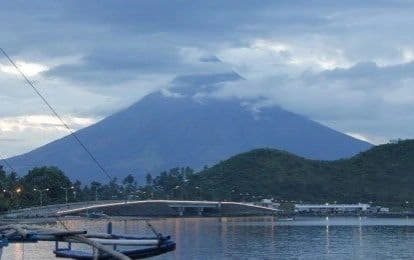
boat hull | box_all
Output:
[54,241,176,259]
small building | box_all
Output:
[255,199,280,210]
[295,203,370,214]
[379,207,389,213]
[367,206,390,214]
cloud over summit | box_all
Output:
[1,0,414,154]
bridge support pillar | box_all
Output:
[178,207,184,216]
[197,208,204,216]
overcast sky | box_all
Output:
[1,0,414,157]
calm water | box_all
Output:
[4,216,414,259]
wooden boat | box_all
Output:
[0,222,176,259]
[53,235,176,259]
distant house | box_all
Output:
[295,203,370,214]
[367,206,390,214]
[255,199,280,210]
[379,207,390,213]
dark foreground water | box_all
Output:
[4,216,414,259]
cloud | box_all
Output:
[208,60,414,143]
[1,61,49,77]
[1,0,414,154]
[0,115,98,157]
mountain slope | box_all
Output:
[197,140,414,203]
[8,75,371,183]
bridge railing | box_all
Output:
[1,200,123,217]
[2,200,281,218]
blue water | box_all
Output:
[4,216,414,259]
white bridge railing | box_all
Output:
[2,200,280,218]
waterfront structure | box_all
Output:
[255,199,281,210]
[2,200,280,218]
[367,206,390,213]
[295,203,370,214]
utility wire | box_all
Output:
[0,48,112,181]
[0,152,16,173]
[0,49,125,251]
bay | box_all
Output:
[4,216,414,259]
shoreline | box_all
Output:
[2,212,414,225]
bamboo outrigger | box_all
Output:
[0,222,176,259]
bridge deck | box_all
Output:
[1,200,280,218]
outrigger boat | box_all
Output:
[0,222,176,259]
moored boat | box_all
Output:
[54,235,176,259]
[0,221,176,259]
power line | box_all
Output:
[0,48,112,181]
[0,152,16,173]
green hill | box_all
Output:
[195,140,414,204]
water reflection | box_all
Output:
[4,217,414,259]
[13,243,23,259]
[325,217,330,256]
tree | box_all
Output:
[123,174,137,199]
[72,180,83,202]
[146,173,153,186]
[21,166,72,206]
[100,178,122,200]
[0,166,9,211]
[90,182,102,201]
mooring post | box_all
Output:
[197,208,204,216]
[107,222,113,234]
[107,222,117,250]
[92,246,98,260]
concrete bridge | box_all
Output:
[1,200,280,218]
[166,201,221,216]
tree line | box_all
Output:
[3,139,414,212]
[0,165,203,211]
